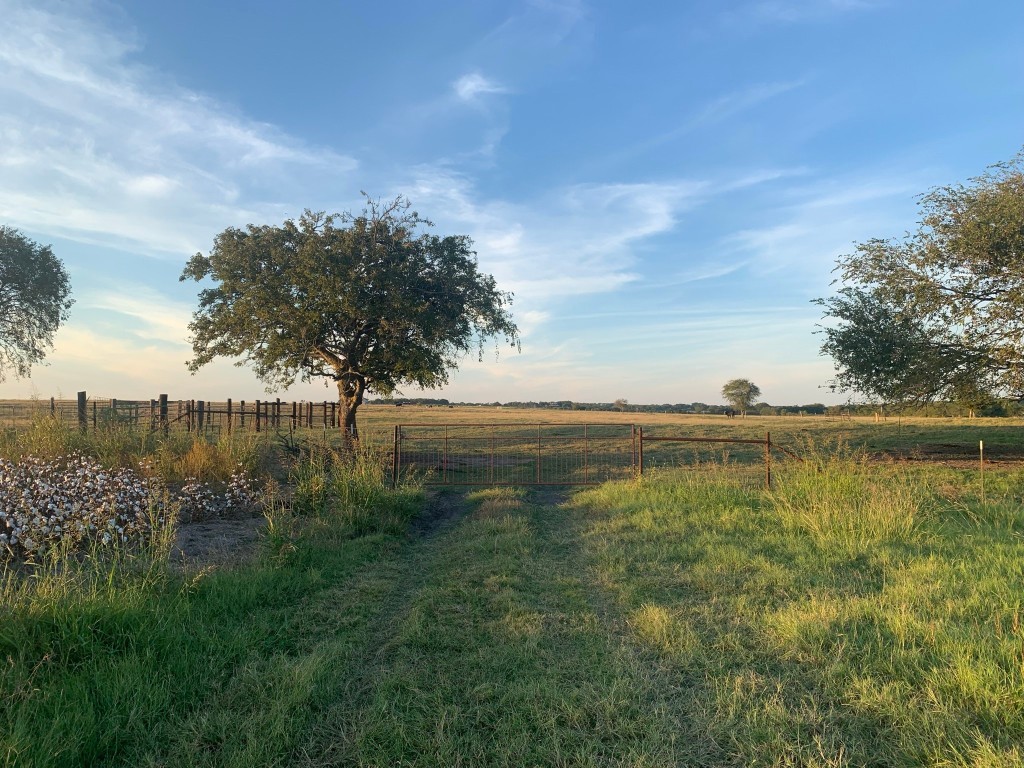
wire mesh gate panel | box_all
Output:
[394,424,637,486]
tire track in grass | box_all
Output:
[296,487,698,767]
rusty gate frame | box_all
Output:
[392,423,638,487]
[392,424,781,488]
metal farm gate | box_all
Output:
[392,424,638,486]
[393,424,780,488]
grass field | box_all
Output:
[3,413,1024,765]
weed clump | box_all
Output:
[768,447,928,553]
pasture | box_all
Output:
[1,408,1023,765]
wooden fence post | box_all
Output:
[77,391,87,432]
[197,400,205,433]
[226,398,233,434]
[240,400,246,428]
[159,394,168,435]
[255,400,261,432]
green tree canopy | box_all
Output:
[181,197,519,437]
[817,149,1024,403]
[0,226,73,382]
[721,379,761,414]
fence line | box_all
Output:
[0,391,348,435]
[394,424,788,487]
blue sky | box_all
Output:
[1,0,1022,405]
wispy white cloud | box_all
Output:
[0,0,356,257]
[404,167,706,307]
[595,80,807,170]
[730,0,884,26]
[86,285,193,347]
[721,173,923,279]
[453,73,509,102]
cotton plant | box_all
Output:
[0,455,263,559]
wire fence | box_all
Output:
[394,423,637,486]
[0,393,347,435]
[394,424,783,487]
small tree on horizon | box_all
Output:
[721,378,761,416]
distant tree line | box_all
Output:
[368,398,1022,417]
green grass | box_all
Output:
[3,446,1023,766]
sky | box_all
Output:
[1,0,1022,406]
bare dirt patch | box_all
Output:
[171,515,265,567]
[410,490,471,537]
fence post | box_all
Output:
[638,426,644,477]
[50,396,56,418]
[292,401,297,430]
[239,400,245,429]
[765,431,772,489]
[255,399,261,432]
[536,424,542,484]
[159,394,168,435]
[392,425,400,488]
[307,402,313,429]
[226,398,233,434]
[92,400,97,430]
[330,402,336,428]
[584,424,590,484]
[275,398,281,429]
[77,391,87,432]
[197,401,205,433]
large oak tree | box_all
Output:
[0,226,73,382]
[181,197,519,437]
[817,149,1024,404]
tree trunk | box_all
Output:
[336,373,366,443]
[340,396,359,439]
